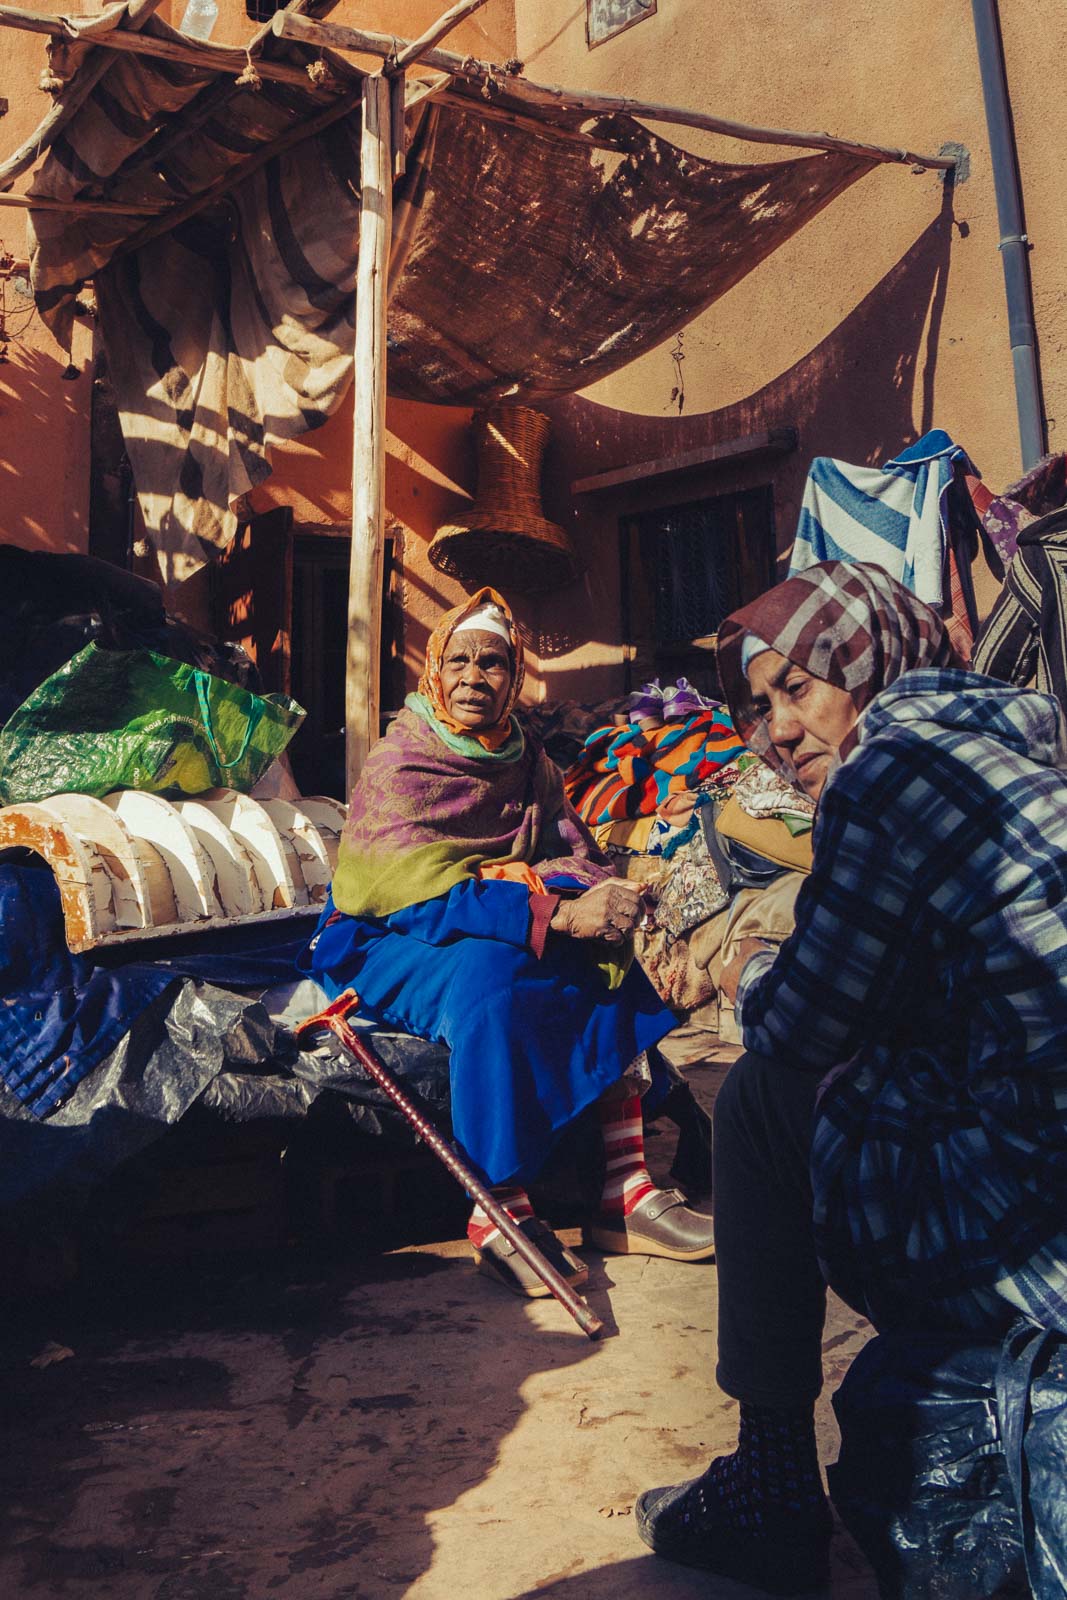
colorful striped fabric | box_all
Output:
[564,710,744,825]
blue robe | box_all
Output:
[301,879,674,1186]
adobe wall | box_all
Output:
[505,0,1067,699]
[3,1,1063,706]
[0,0,96,555]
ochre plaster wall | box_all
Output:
[508,0,1067,699]
[259,0,1067,703]
[0,0,96,555]
[3,0,1063,701]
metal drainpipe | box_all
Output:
[971,0,1046,470]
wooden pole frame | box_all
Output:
[386,0,491,74]
[273,9,957,172]
[0,0,166,194]
[0,3,313,87]
[0,3,957,172]
[346,72,392,796]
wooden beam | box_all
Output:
[441,90,609,149]
[570,427,798,497]
[386,0,491,74]
[107,86,362,265]
[92,0,352,205]
[0,0,166,194]
[346,72,392,794]
[273,10,957,171]
[0,5,313,88]
[0,189,163,215]
[406,71,454,111]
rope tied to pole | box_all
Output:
[306,54,337,89]
[235,49,263,91]
[38,39,67,96]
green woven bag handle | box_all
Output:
[194,671,265,771]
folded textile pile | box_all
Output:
[730,759,815,835]
[564,708,744,826]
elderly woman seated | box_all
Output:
[302,588,713,1294]
[637,561,1067,1595]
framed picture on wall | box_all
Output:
[587,0,657,50]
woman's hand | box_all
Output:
[551,880,648,944]
[719,937,775,1003]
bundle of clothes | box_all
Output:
[562,678,815,1026]
[560,429,1067,1038]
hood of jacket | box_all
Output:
[855,667,1067,772]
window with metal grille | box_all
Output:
[244,0,285,23]
[620,485,776,696]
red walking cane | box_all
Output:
[297,991,604,1340]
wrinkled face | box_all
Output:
[440,629,513,731]
[746,647,859,801]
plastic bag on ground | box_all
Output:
[828,1320,1067,1599]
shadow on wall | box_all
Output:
[0,335,93,554]
[547,177,959,513]
[532,181,958,697]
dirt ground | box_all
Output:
[0,1055,880,1600]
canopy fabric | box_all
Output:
[25,4,877,577]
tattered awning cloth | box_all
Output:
[26,3,878,578]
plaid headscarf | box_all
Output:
[718,561,963,783]
[418,586,524,753]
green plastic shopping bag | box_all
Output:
[0,643,305,804]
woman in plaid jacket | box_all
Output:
[638,560,1067,1595]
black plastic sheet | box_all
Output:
[829,1320,1067,1598]
[0,978,451,1231]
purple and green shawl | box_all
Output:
[332,700,613,918]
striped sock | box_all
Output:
[467,1186,535,1249]
[598,1094,657,1216]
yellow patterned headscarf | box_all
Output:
[418,587,524,752]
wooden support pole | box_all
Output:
[386,0,491,74]
[0,0,166,193]
[273,10,957,171]
[389,70,407,176]
[346,72,392,795]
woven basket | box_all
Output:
[429,406,582,595]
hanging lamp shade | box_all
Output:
[429,406,582,595]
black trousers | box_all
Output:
[713,1051,827,1408]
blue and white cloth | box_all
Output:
[737,669,1067,1338]
[789,429,977,608]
